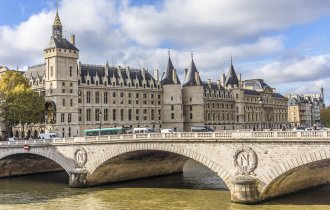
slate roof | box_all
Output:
[202,81,225,91]
[80,64,157,87]
[182,58,201,87]
[243,89,260,96]
[272,93,286,98]
[46,37,79,51]
[225,60,239,87]
[25,64,46,81]
[161,56,180,85]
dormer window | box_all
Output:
[96,81,99,86]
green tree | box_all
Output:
[0,71,45,139]
[320,107,330,127]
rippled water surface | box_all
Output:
[0,160,329,210]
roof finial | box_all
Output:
[191,51,193,60]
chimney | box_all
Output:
[217,80,221,87]
[221,74,226,87]
[238,73,241,82]
[173,69,178,84]
[184,68,188,78]
[154,69,159,81]
[70,34,76,45]
[195,72,200,85]
[207,79,211,85]
[105,62,109,77]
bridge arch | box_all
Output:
[260,149,330,200]
[0,148,75,174]
[87,143,233,189]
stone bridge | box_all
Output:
[0,131,330,204]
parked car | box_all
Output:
[293,127,306,131]
[133,128,155,134]
[191,126,214,132]
[7,137,18,141]
[161,129,177,133]
[38,133,59,140]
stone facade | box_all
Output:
[22,11,288,137]
[287,93,324,128]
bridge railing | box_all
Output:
[1,130,330,146]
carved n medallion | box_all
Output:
[233,146,258,175]
[74,147,87,168]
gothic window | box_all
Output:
[120,109,124,121]
[158,109,161,120]
[95,109,100,121]
[151,109,154,120]
[68,113,72,123]
[136,109,139,121]
[69,66,72,77]
[104,92,108,104]
[87,91,91,103]
[96,81,99,86]
[113,109,116,121]
[62,99,65,106]
[171,105,174,111]
[78,109,82,122]
[104,109,108,121]
[61,113,65,122]
[87,109,91,121]
[128,109,132,121]
[171,113,174,119]
[70,99,73,107]
[70,83,73,93]
[95,92,100,103]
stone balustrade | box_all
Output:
[1,130,329,146]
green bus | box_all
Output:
[84,127,129,136]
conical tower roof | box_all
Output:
[161,52,180,85]
[225,57,239,87]
[182,54,201,87]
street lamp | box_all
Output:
[99,111,102,136]
[258,96,263,131]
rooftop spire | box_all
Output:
[182,53,201,87]
[161,51,181,85]
[53,10,62,27]
[225,56,239,88]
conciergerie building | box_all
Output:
[24,11,288,138]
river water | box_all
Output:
[0,160,329,210]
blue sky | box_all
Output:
[1,0,330,103]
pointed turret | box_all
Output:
[225,57,239,88]
[182,53,201,87]
[52,9,63,39]
[161,51,181,85]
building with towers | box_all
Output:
[21,10,290,138]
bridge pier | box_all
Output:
[69,168,88,188]
[231,176,260,204]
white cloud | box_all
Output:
[0,0,330,103]
[120,0,330,48]
[247,54,330,84]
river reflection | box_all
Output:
[0,160,329,210]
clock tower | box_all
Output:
[44,9,80,137]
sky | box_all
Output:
[1,0,330,104]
